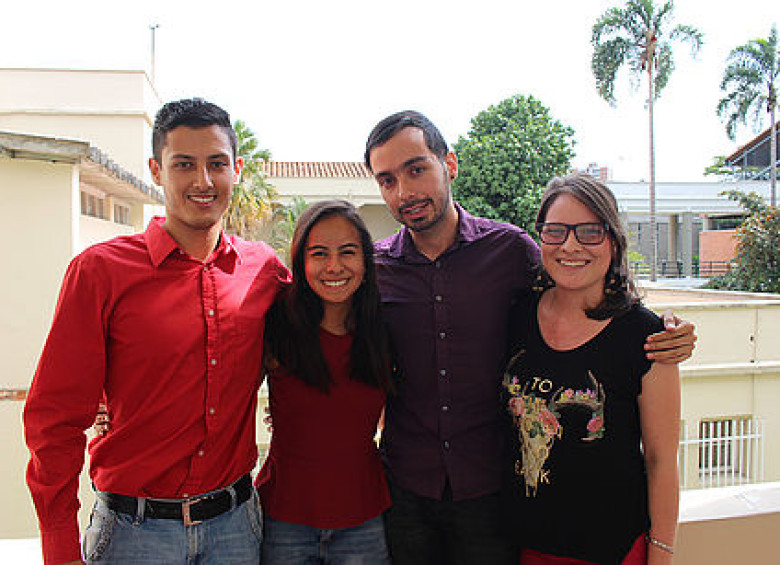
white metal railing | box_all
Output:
[678,418,764,489]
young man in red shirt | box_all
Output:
[24,98,288,565]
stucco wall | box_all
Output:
[358,203,399,241]
[1,158,76,387]
[0,114,150,182]
[270,175,397,240]
[0,157,89,539]
[79,215,135,253]
[649,299,780,488]
[0,68,158,180]
[676,511,780,564]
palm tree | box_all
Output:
[268,196,309,264]
[591,0,702,280]
[717,25,779,207]
[225,120,278,238]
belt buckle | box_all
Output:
[182,498,203,527]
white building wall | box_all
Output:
[1,158,75,388]
[0,69,159,181]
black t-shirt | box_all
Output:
[502,294,663,564]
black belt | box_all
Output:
[100,474,252,526]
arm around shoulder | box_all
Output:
[645,310,697,364]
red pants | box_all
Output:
[519,533,647,565]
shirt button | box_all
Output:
[198,450,204,457]
[210,358,217,366]
[209,408,215,415]
[435,261,442,268]
[441,405,449,412]
[440,369,447,377]
[443,441,450,450]
[439,331,446,339]
[208,309,215,317]
[435,295,443,302]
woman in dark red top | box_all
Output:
[256,200,394,563]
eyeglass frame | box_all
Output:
[535,222,611,246]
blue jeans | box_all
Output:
[82,489,263,564]
[261,515,389,564]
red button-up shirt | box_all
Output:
[24,217,289,564]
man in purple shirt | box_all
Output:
[364,111,695,564]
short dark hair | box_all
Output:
[536,173,640,320]
[265,200,394,393]
[151,98,237,162]
[364,110,449,171]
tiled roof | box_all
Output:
[261,161,372,178]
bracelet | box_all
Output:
[646,534,674,555]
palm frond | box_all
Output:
[717,26,780,139]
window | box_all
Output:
[708,215,745,230]
[80,191,107,220]
[114,203,131,226]
[697,416,762,487]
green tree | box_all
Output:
[224,120,278,238]
[703,155,736,178]
[267,196,309,264]
[706,190,779,293]
[717,25,779,207]
[591,0,702,280]
[452,94,575,232]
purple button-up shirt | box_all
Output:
[375,205,540,501]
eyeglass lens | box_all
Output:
[539,223,606,245]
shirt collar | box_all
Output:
[385,203,480,261]
[144,217,242,267]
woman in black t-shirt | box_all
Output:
[503,174,680,565]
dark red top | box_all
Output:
[256,328,391,528]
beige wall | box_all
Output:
[676,512,780,564]
[1,158,76,388]
[1,402,97,540]
[0,68,159,180]
[1,155,147,538]
[271,176,381,205]
[359,203,399,241]
[79,215,135,253]
[0,404,40,538]
[647,298,780,487]
[270,176,399,240]
[0,158,84,539]
[1,114,150,180]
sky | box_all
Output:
[2,0,778,182]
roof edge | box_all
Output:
[0,130,163,203]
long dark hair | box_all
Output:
[536,173,640,320]
[264,200,394,392]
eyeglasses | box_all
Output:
[536,222,609,245]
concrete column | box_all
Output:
[105,195,114,222]
[682,211,694,277]
[668,214,679,276]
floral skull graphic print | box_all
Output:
[503,349,606,497]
